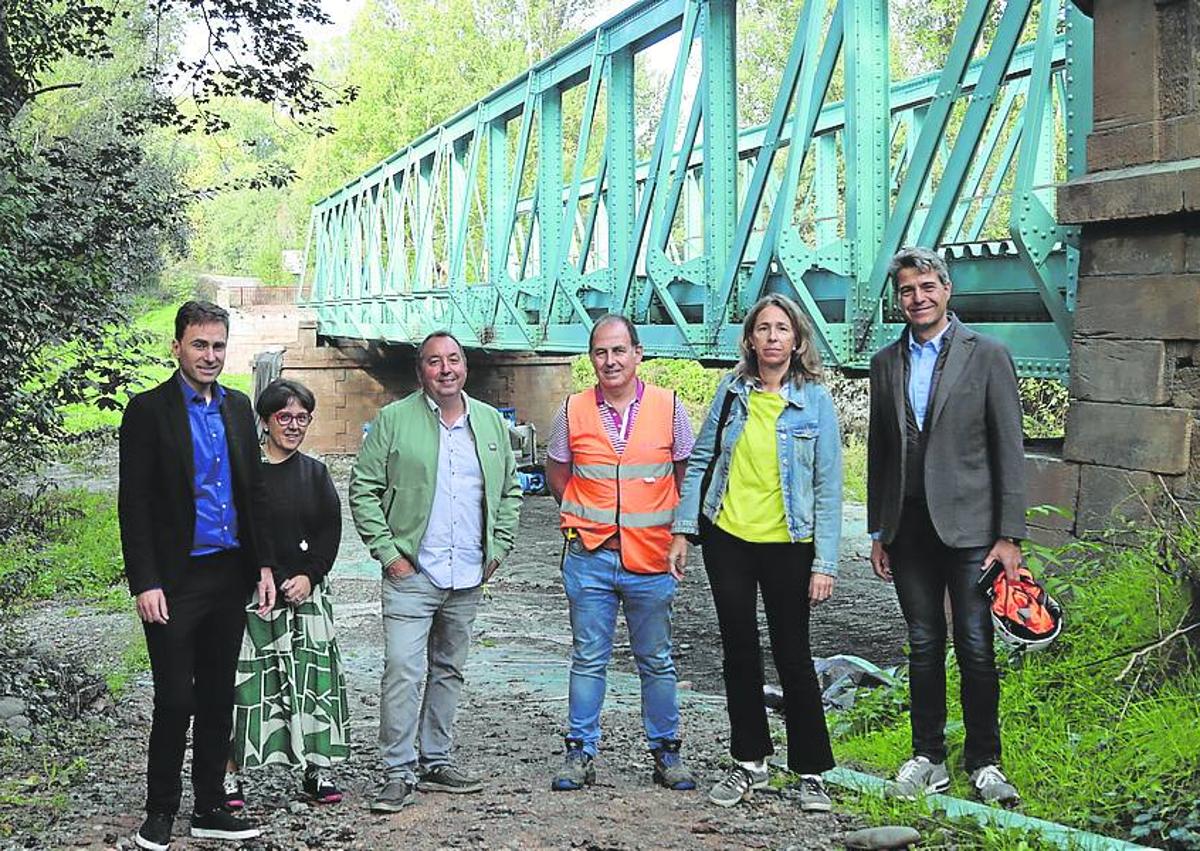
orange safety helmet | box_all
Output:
[980,562,1064,652]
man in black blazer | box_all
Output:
[867,248,1026,807]
[119,301,275,850]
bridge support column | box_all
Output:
[465,353,575,440]
[278,322,574,455]
[1053,0,1200,537]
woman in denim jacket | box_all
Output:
[668,293,842,811]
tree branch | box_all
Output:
[1115,621,1200,681]
[26,81,82,100]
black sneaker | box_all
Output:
[222,771,245,811]
[370,778,417,812]
[189,808,261,841]
[417,764,483,794]
[134,812,173,851]
[303,765,344,804]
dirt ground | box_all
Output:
[6,451,911,850]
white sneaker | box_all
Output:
[708,763,769,807]
[886,756,950,799]
[970,764,1020,807]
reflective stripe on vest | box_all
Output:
[560,499,675,528]
[571,462,674,481]
[559,384,679,574]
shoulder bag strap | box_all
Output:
[698,387,737,508]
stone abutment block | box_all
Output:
[1024,453,1080,532]
[1074,274,1200,340]
[1070,339,1168,405]
[1064,401,1192,475]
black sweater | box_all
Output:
[260,452,341,585]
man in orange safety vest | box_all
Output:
[544,314,697,794]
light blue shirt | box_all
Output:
[907,324,951,432]
[870,323,951,541]
[417,393,486,590]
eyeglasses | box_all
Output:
[273,412,313,427]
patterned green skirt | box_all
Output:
[231,580,350,768]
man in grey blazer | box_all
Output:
[867,247,1026,807]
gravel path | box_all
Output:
[2,450,911,850]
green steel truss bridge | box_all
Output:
[300,0,1093,377]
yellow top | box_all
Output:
[716,390,796,543]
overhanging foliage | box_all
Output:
[0,0,348,490]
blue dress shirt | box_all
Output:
[179,375,240,556]
[906,324,951,432]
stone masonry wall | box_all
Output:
[278,321,416,455]
[1051,0,1200,538]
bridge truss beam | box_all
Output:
[303,0,1093,378]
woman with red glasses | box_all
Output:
[223,378,349,808]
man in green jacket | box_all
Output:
[350,331,522,812]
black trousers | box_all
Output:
[888,498,1000,771]
[701,523,834,775]
[142,550,247,815]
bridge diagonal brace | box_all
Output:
[543,32,609,336]
[744,1,844,313]
[501,75,539,277]
[709,0,831,334]
[575,142,608,277]
[947,80,1022,243]
[852,0,1001,352]
[636,68,706,331]
[612,0,699,318]
[914,0,1034,249]
[1010,0,1072,343]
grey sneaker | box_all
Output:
[707,764,769,807]
[369,778,416,812]
[650,740,696,791]
[970,764,1020,808]
[417,764,483,794]
[796,774,832,812]
[551,738,595,791]
[886,756,950,799]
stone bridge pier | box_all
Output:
[1033,0,1200,539]
[276,321,573,455]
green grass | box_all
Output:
[0,489,150,700]
[105,629,150,697]
[0,753,87,827]
[839,789,1070,850]
[843,434,867,504]
[833,533,1200,845]
[0,491,125,604]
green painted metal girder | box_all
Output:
[302,0,1093,381]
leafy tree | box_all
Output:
[187,0,587,284]
[0,0,347,489]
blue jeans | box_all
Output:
[562,541,680,756]
[888,498,1000,771]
